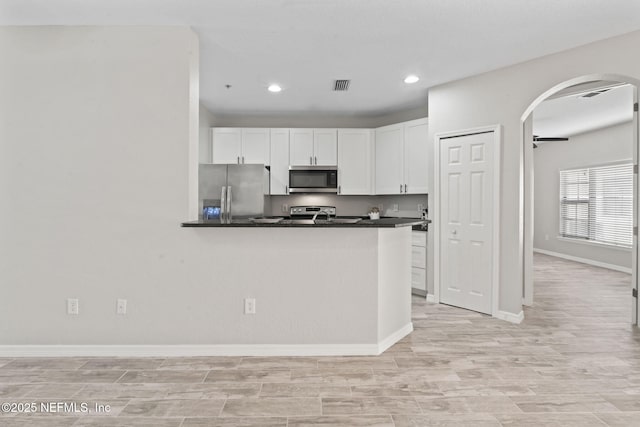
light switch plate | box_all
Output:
[67,298,79,315]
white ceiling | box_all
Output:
[533,84,634,138]
[3,0,640,116]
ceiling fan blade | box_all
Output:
[533,136,569,142]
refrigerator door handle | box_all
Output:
[220,186,227,224]
[227,186,232,224]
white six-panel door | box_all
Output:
[440,131,494,314]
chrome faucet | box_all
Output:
[312,210,331,222]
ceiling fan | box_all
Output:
[532,135,569,149]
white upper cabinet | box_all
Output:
[290,128,337,166]
[403,118,429,194]
[241,128,270,165]
[313,129,338,166]
[289,129,314,166]
[374,118,428,195]
[270,129,290,195]
[211,128,242,164]
[211,127,270,165]
[338,129,373,195]
[375,123,404,194]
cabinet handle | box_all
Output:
[286,185,288,194]
[315,156,317,165]
[338,185,341,194]
[310,156,313,165]
[237,156,240,164]
[405,184,407,193]
[242,156,245,164]
[400,184,403,193]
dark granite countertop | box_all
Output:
[182,217,429,228]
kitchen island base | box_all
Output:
[183,226,413,356]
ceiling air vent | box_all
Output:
[333,80,350,91]
[580,88,611,99]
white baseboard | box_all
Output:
[0,344,385,358]
[377,323,413,354]
[494,310,524,324]
[534,248,632,274]
[0,326,415,357]
[426,294,435,303]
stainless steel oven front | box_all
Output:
[288,166,338,193]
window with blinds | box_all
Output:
[559,162,633,248]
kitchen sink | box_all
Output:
[249,217,284,224]
[280,219,315,225]
[312,218,362,225]
[329,218,362,224]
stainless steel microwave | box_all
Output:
[288,166,338,193]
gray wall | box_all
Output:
[0,26,416,348]
[269,194,428,218]
[428,29,640,316]
[199,104,216,163]
[533,122,633,269]
[212,104,429,129]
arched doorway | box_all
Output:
[521,73,640,325]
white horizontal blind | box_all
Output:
[559,163,633,248]
[560,168,589,239]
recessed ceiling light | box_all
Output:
[268,84,282,93]
[404,75,420,84]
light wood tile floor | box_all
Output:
[1,253,639,426]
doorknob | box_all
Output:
[452,230,457,235]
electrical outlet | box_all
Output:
[282,204,288,213]
[244,298,256,314]
[116,299,127,315]
[378,204,384,212]
[67,298,79,315]
[545,234,549,241]
[417,204,424,211]
[393,204,399,212]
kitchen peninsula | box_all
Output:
[181,219,423,355]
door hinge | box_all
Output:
[635,102,639,112]
[635,164,639,174]
[633,288,638,298]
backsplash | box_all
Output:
[269,194,428,218]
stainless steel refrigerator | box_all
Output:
[198,164,270,223]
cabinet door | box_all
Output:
[289,129,314,166]
[375,124,404,194]
[411,267,427,291]
[313,129,337,166]
[270,129,290,195]
[404,118,429,194]
[212,128,242,164]
[337,129,373,195]
[241,128,270,165]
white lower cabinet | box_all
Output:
[411,230,427,296]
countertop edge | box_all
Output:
[181,218,428,228]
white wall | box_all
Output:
[198,104,216,163]
[269,194,428,218]
[0,27,197,344]
[0,27,412,349]
[428,30,640,316]
[212,104,428,129]
[533,122,633,269]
